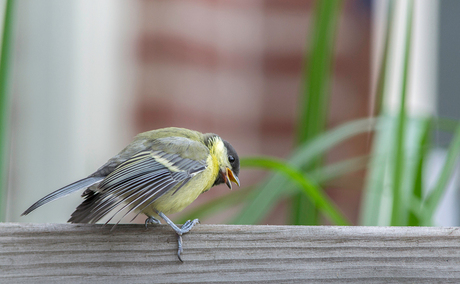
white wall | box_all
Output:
[7,0,138,222]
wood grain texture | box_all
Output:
[1,223,460,283]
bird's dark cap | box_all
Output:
[223,140,239,177]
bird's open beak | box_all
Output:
[224,167,240,189]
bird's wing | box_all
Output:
[68,137,209,224]
[21,176,104,216]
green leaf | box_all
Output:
[241,157,350,226]
[308,155,369,185]
[294,0,343,225]
[291,118,376,169]
[234,117,375,225]
[406,118,431,226]
[296,0,342,144]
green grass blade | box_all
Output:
[296,0,342,143]
[372,0,394,116]
[0,0,14,221]
[408,195,423,221]
[241,157,350,226]
[291,118,375,168]
[232,173,287,225]
[359,0,395,226]
[308,155,369,185]
[285,155,369,195]
[406,118,431,226]
[281,155,369,199]
[234,118,375,225]
[291,196,314,225]
[424,122,460,219]
[390,0,414,226]
[360,115,428,227]
[360,115,393,225]
[294,0,343,225]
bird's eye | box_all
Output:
[228,155,235,163]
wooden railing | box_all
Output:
[1,223,460,283]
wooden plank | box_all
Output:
[1,223,460,283]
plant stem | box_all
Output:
[390,0,414,226]
[0,0,14,221]
[294,0,342,225]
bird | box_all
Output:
[21,127,240,261]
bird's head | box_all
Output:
[207,135,240,189]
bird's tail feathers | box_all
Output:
[21,176,104,216]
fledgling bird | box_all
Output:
[22,127,240,261]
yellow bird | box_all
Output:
[22,127,240,261]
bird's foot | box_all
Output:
[144,216,161,229]
[156,211,200,262]
[179,219,200,234]
[175,219,199,262]
[177,235,184,262]
[157,211,199,235]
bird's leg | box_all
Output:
[157,211,200,261]
[144,216,161,229]
[157,211,200,235]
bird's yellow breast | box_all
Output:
[141,153,219,216]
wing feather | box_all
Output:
[69,141,208,224]
[85,171,173,223]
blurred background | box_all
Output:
[1,0,459,227]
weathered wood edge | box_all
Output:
[1,223,460,283]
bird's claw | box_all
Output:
[144,216,161,229]
[179,219,200,234]
[177,235,184,262]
